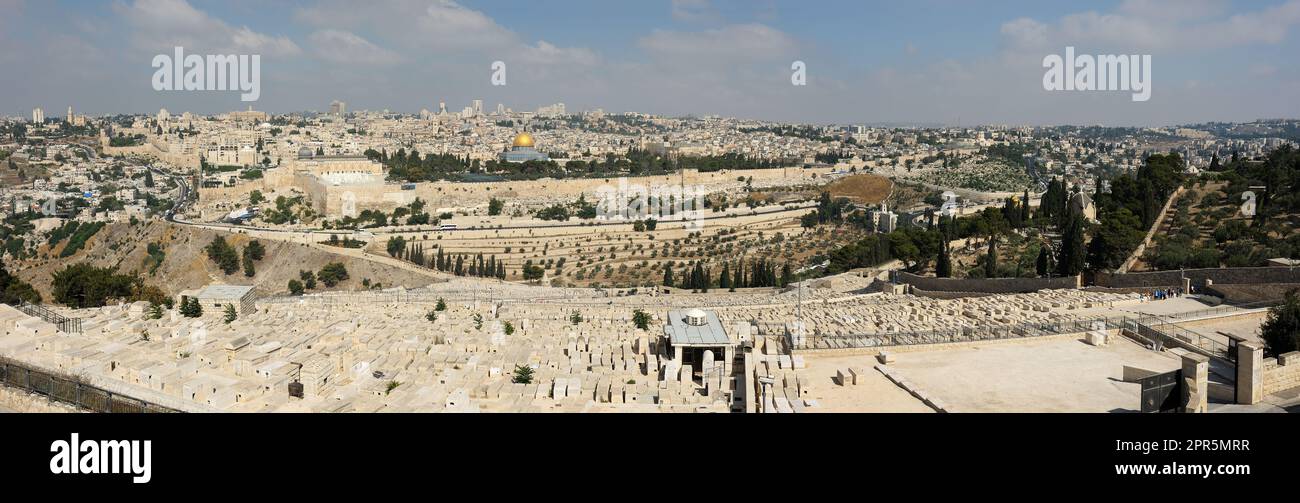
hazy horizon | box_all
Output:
[3,0,1299,127]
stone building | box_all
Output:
[180,285,257,315]
[663,309,736,382]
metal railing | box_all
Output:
[1147,300,1280,324]
[790,316,1130,351]
[16,302,82,334]
[0,357,180,413]
[1133,317,1233,362]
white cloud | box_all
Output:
[295,0,594,65]
[1249,64,1278,77]
[1001,0,1300,52]
[518,41,599,66]
[1117,0,1229,21]
[116,0,300,56]
[639,24,797,62]
[407,0,517,51]
[308,29,401,66]
[1000,18,1049,50]
[670,0,715,22]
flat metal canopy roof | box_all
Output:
[664,309,733,346]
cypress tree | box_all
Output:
[1036,245,1050,277]
[985,239,998,278]
[937,241,953,278]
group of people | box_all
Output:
[1147,287,1186,301]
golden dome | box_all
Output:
[512,132,535,148]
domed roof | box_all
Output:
[684,308,708,326]
[512,132,535,148]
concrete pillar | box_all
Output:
[673,345,683,366]
[1236,342,1263,405]
[723,346,734,376]
[1175,350,1208,413]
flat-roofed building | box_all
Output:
[663,308,736,381]
[181,285,257,315]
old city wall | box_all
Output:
[404,166,826,209]
[196,165,831,219]
[103,141,201,170]
[199,178,268,203]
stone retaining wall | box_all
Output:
[0,386,81,413]
[1096,267,1300,289]
[1262,352,1300,395]
[895,271,1080,294]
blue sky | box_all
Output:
[1,0,1298,125]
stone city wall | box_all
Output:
[197,165,831,219]
[104,141,202,170]
[199,178,268,203]
[401,166,828,209]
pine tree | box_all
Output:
[632,309,651,330]
[512,364,534,384]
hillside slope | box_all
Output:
[14,220,442,302]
